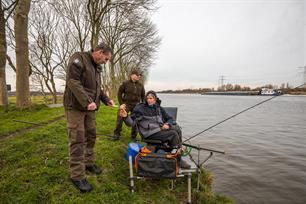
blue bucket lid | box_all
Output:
[128,142,142,152]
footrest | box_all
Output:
[142,139,163,144]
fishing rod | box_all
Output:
[182,143,225,154]
[183,83,306,143]
[96,133,119,139]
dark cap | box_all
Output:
[130,70,141,76]
[145,90,161,105]
[146,90,157,99]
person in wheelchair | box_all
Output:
[119,90,190,169]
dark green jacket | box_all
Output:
[117,79,145,105]
[63,51,110,111]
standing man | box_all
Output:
[63,43,115,193]
[113,70,145,141]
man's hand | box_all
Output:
[119,104,127,117]
[119,108,128,118]
[161,123,170,130]
[119,104,126,110]
[87,102,97,110]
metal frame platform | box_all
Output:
[129,156,198,204]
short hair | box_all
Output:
[94,42,113,55]
[130,70,141,76]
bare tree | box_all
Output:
[14,0,31,108]
[0,0,9,110]
[100,1,160,95]
[54,24,78,82]
[0,0,17,110]
[44,0,160,97]
[51,0,91,52]
[86,0,112,48]
[30,73,47,99]
[49,0,80,81]
[29,1,74,103]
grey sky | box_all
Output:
[5,0,305,92]
[146,0,305,91]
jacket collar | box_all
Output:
[87,51,102,72]
[145,102,159,109]
[129,79,139,83]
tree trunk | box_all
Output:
[50,75,57,104]
[15,0,31,108]
[109,61,117,97]
[0,2,8,110]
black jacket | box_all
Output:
[117,79,145,105]
[124,102,174,138]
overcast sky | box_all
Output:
[145,0,305,91]
[5,0,306,92]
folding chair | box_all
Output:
[129,107,197,204]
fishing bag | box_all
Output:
[135,149,179,179]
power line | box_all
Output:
[298,66,306,87]
[218,75,226,90]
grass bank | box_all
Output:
[0,103,233,204]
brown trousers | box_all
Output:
[66,109,96,180]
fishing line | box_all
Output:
[12,120,115,139]
[183,83,306,143]
[12,119,47,126]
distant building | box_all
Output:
[6,84,11,92]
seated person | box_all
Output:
[120,90,180,147]
[120,90,190,168]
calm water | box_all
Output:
[158,94,306,204]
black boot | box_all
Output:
[112,133,120,141]
[70,178,93,193]
[130,135,137,142]
[86,164,102,174]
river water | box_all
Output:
[158,94,306,204]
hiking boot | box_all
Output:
[86,164,102,174]
[70,178,93,193]
[112,133,120,141]
[180,159,191,169]
[131,137,137,143]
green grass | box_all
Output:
[0,104,64,136]
[0,102,233,204]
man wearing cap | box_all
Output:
[113,70,145,141]
[63,42,116,192]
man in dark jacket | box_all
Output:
[63,43,115,193]
[113,70,145,141]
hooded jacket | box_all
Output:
[124,99,174,138]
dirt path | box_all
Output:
[0,115,65,141]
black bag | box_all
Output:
[135,152,178,179]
